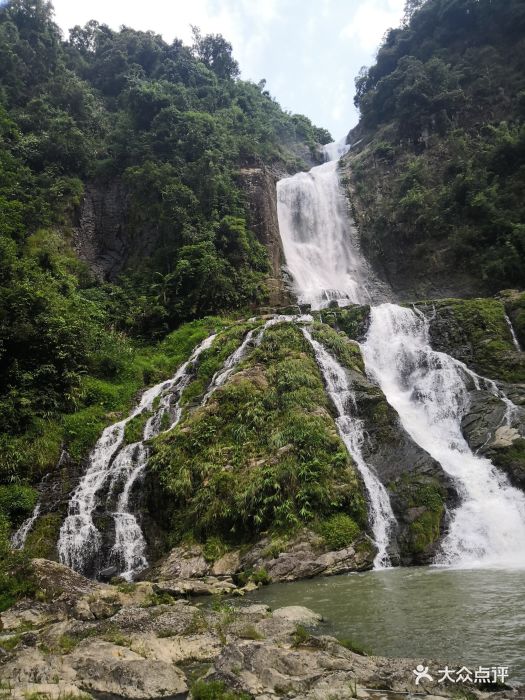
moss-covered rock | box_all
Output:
[500,289,525,349]
[489,438,525,491]
[389,475,448,564]
[24,513,63,560]
[149,322,368,547]
[312,304,370,341]
[416,297,525,382]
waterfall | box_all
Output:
[276,141,389,309]
[505,314,522,352]
[202,328,261,405]
[203,315,314,404]
[302,328,395,568]
[361,303,525,568]
[322,136,350,162]
[276,138,525,569]
[109,443,149,580]
[58,333,216,578]
[11,502,41,550]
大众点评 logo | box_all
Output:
[413,665,509,685]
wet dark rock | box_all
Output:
[98,566,118,582]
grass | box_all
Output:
[140,591,174,607]
[0,634,21,652]
[150,322,367,546]
[202,536,229,563]
[310,322,365,373]
[416,298,524,382]
[102,627,132,647]
[179,321,262,407]
[191,680,250,700]
[116,581,137,594]
[123,411,151,445]
[57,634,79,654]
[238,624,264,640]
[313,306,370,342]
[0,316,228,485]
[314,513,361,551]
[291,625,311,647]
[337,637,371,656]
[251,568,271,585]
[24,513,62,559]
[24,694,92,700]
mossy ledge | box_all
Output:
[148,322,368,551]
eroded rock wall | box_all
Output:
[238,165,292,308]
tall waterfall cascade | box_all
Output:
[303,328,395,567]
[276,141,390,309]
[276,139,525,569]
[45,138,525,580]
[362,304,525,568]
[56,316,313,579]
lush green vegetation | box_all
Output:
[314,513,361,551]
[415,297,525,382]
[502,290,525,348]
[348,0,525,294]
[0,4,331,607]
[191,680,250,700]
[150,322,367,547]
[0,2,328,491]
[0,514,35,610]
[391,474,446,559]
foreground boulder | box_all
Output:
[0,577,518,699]
[147,530,375,591]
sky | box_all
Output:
[50,0,406,139]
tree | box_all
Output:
[191,26,239,80]
[403,0,426,25]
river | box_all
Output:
[249,567,525,683]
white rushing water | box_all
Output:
[202,328,261,405]
[276,141,389,309]
[302,328,395,567]
[58,316,318,579]
[275,138,525,569]
[203,315,314,404]
[505,313,522,352]
[58,333,216,578]
[362,304,525,568]
[11,502,41,550]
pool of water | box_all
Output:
[248,567,525,683]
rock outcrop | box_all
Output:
[238,165,292,308]
[73,181,132,282]
[147,531,375,590]
[0,571,515,699]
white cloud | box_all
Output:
[49,0,405,135]
[340,0,405,52]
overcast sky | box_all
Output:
[50,0,405,139]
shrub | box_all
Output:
[316,513,361,551]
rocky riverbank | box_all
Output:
[1,559,519,700]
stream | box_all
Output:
[249,567,525,683]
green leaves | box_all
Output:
[150,323,366,544]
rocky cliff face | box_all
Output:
[73,166,295,308]
[339,150,484,302]
[238,166,292,308]
[73,181,132,282]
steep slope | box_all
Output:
[343,0,525,300]
[0,0,329,587]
